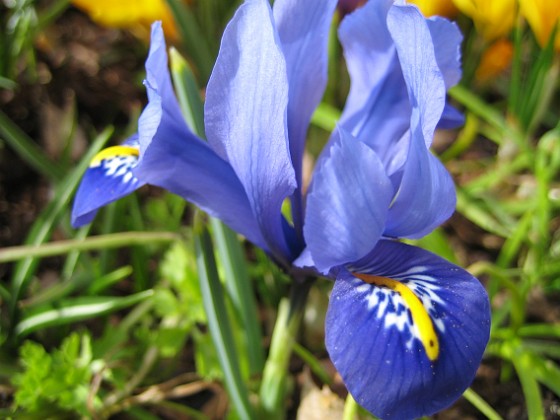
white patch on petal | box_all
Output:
[354,268,447,352]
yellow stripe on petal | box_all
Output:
[90,145,139,167]
[354,272,440,361]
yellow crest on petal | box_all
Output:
[354,273,440,361]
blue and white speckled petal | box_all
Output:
[326,240,490,419]
[71,135,144,227]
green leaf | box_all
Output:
[211,218,264,375]
[170,47,205,138]
[456,188,512,238]
[160,241,206,324]
[462,388,503,420]
[9,127,113,324]
[519,324,560,339]
[15,290,154,337]
[13,332,98,416]
[406,227,458,265]
[165,0,215,83]
[194,224,254,419]
[0,109,64,181]
[311,102,341,132]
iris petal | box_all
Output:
[438,103,465,129]
[326,240,490,419]
[426,16,463,90]
[383,4,456,238]
[71,135,144,228]
[304,127,392,273]
[205,0,297,262]
[384,131,456,239]
[134,23,267,250]
[426,16,464,129]
[387,4,446,149]
[273,0,337,233]
[338,0,410,159]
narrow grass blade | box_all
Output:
[463,388,503,420]
[15,290,154,337]
[9,127,113,323]
[513,357,545,420]
[170,48,205,138]
[165,0,215,83]
[210,218,264,375]
[449,85,507,136]
[519,324,560,338]
[0,76,17,89]
[440,112,479,162]
[456,188,512,238]
[531,354,560,397]
[496,211,532,268]
[293,342,331,386]
[500,339,546,420]
[0,109,64,181]
[0,232,178,263]
[194,224,253,420]
[88,266,134,295]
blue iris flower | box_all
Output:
[72,0,491,418]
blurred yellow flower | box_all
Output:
[453,0,516,41]
[71,0,178,39]
[475,39,513,82]
[519,0,560,50]
[407,0,458,18]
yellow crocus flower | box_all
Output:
[519,0,560,50]
[71,0,178,39]
[453,0,516,41]
[407,0,458,18]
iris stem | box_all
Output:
[342,393,359,420]
[259,277,313,419]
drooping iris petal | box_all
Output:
[134,22,267,250]
[304,127,392,273]
[71,135,144,228]
[205,0,297,262]
[273,0,337,233]
[383,4,456,238]
[326,240,490,419]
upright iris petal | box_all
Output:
[273,0,338,234]
[337,1,458,239]
[205,0,296,263]
[303,127,393,273]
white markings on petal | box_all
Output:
[90,145,141,187]
[353,269,445,361]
